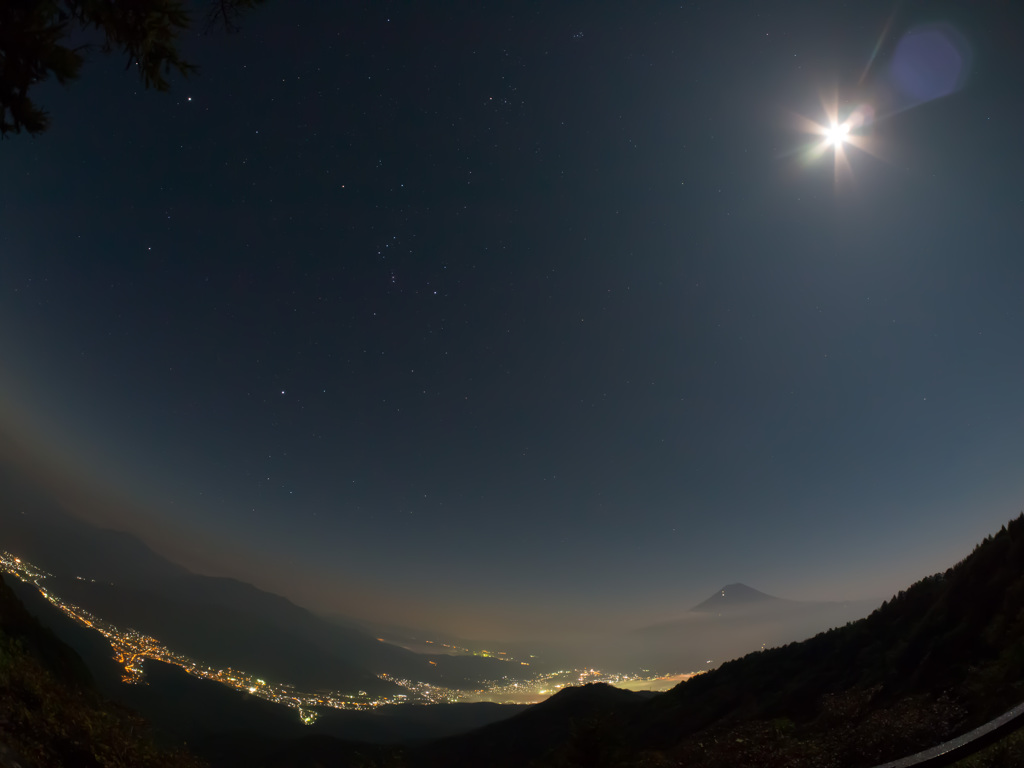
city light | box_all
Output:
[1,550,694,718]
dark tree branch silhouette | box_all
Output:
[0,0,265,137]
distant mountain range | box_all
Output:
[0,451,893,699]
[0,465,513,696]
[0,457,882,695]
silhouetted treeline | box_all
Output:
[647,513,1024,739]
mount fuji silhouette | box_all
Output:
[689,583,793,613]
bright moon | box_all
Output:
[825,122,850,147]
[791,97,879,187]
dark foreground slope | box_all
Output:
[0,574,201,768]
[413,683,653,768]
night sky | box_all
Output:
[2,0,1023,640]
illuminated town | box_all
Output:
[0,550,691,723]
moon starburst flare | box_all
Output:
[825,122,850,147]
[790,97,880,187]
